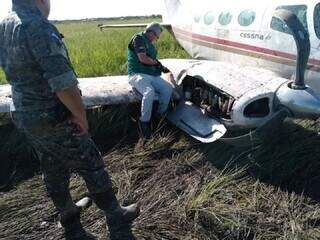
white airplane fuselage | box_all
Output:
[163,0,320,91]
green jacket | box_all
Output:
[127,32,161,76]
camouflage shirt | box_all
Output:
[0,4,78,115]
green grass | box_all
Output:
[0,70,5,85]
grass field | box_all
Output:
[0,69,5,84]
[2,17,320,240]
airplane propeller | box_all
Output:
[273,9,320,118]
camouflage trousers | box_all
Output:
[13,110,112,215]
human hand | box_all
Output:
[69,114,89,136]
[155,60,171,73]
[160,65,171,73]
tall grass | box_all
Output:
[0,70,5,85]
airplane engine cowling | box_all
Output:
[276,83,320,118]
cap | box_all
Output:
[145,22,163,38]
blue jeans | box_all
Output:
[129,73,173,122]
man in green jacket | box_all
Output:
[127,22,174,139]
[0,0,139,239]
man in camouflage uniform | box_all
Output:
[0,0,139,239]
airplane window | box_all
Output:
[194,15,201,23]
[314,3,320,39]
[271,5,308,35]
[219,11,232,26]
[204,11,215,25]
[238,10,256,27]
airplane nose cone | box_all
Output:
[275,82,320,118]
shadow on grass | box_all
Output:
[0,122,36,190]
[200,119,320,202]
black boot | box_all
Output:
[138,120,151,139]
[92,190,140,239]
[60,208,96,240]
[105,204,139,240]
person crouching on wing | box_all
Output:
[127,22,176,139]
[0,0,140,239]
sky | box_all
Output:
[0,0,165,21]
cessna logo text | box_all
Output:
[240,32,265,40]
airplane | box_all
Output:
[1,0,320,146]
